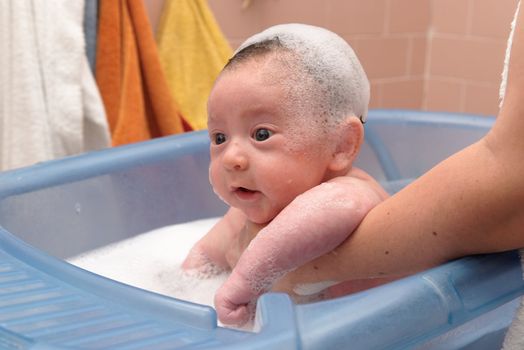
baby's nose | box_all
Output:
[223,142,248,171]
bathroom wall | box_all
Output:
[145,0,519,116]
[427,0,517,115]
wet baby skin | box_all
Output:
[182,52,389,326]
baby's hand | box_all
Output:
[182,245,227,276]
[214,270,257,326]
[215,269,278,327]
[181,245,209,271]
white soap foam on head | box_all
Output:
[233,23,369,123]
[68,217,227,308]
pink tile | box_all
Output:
[409,36,428,76]
[388,0,430,34]
[470,0,519,39]
[228,39,246,52]
[208,0,265,40]
[369,81,383,108]
[341,34,361,52]
[326,0,387,35]
[464,83,500,116]
[356,37,410,79]
[174,0,515,115]
[261,0,327,28]
[380,79,424,109]
[432,0,469,35]
[425,79,463,113]
[429,37,506,82]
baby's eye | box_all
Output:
[253,128,273,142]
[213,133,227,145]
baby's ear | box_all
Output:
[328,116,364,172]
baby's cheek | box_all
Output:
[209,165,228,205]
[267,174,303,203]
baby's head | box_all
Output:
[225,23,369,125]
[207,24,369,224]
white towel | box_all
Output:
[499,2,521,106]
[499,2,524,350]
[0,0,110,171]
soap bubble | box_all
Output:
[227,23,369,125]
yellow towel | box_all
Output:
[157,0,232,130]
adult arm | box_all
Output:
[216,3,524,324]
[286,3,524,285]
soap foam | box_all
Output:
[68,217,227,308]
[234,23,369,123]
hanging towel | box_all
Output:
[96,0,189,147]
[84,0,99,73]
[0,0,110,171]
[157,0,232,130]
[501,4,524,349]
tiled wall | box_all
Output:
[146,0,519,116]
[427,0,518,115]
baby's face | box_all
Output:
[207,58,335,224]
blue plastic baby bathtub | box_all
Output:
[0,109,522,350]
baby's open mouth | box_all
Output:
[233,186,260,200]
[237,187,253,193]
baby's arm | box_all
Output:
[182,207,247,273]
[214,169,388,326]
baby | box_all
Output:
[182,24,389,326]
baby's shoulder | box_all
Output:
[329,167,389,200]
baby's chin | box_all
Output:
[246,214,275,226]
[237,207,278,226]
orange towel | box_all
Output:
[96,0,190,147]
